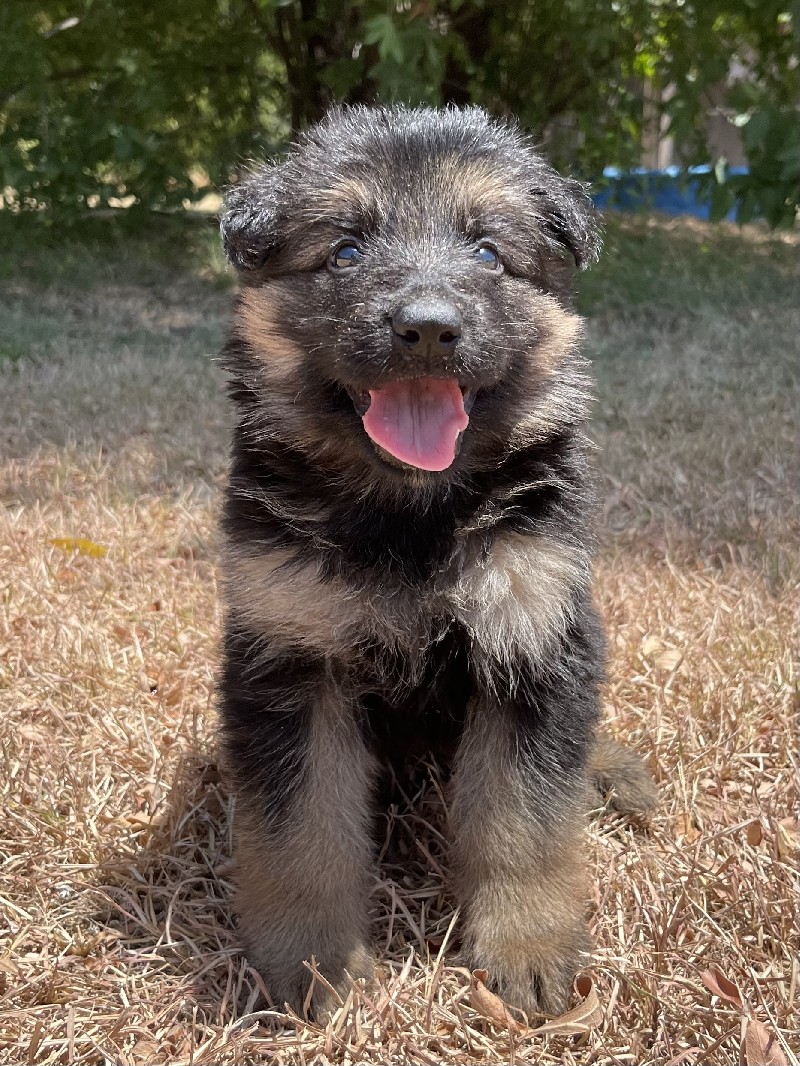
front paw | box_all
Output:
[247,940,375,1019]
[467,928,587,1019]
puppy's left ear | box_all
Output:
[535,175,602,270]
[220,165,283,276]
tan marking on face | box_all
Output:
[312,176,378,216]
[231,683,378,1013]
[501,298,591,450]
[450,532,588,666]
[287,178,382,267]
[533,296,584,372]
[239,287,305,376]
[235,284,347,456]
[437,158,524,215]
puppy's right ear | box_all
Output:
[220,167,282,275]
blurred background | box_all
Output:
[1,0,798,227]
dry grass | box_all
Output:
[1,215,797,1065]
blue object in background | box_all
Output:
[592,165,749,221]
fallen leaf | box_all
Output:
[655,647,683,671]
[700,966,746,1012]
[641,636,684,672]
[127,811,163,829]
[113,812,164,837]
[642,635,665,657]
[675,810,701,843]
[746,820,763,847]
[139,672,156,694]
[743,1018,788,1065]
[534,973,603,1035]
[163,683,184,707]
[49,536,108,558]
[469,970,526,1033]
[775,818,797,861]
[130,1038,162,1064]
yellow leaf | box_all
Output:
[49,536,108,558]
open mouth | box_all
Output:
[348,378,474,472]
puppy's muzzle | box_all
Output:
[391,298,462,359]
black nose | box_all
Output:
[391,298,462,357]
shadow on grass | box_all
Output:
[87,751,460,1038]
[88,740,655,1049]
[88,751,249,1030]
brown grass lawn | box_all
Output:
[0,215,798,1065]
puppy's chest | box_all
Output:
[357,530,579,668]
[225,528,582,672]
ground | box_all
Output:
[0,213,797,1065]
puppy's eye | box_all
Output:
[329,241,363,271]
[476,244,502,272]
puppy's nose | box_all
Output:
[391,299,462,357]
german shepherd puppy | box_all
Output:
[217,105,655,1019]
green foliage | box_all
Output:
[0,0,288,219]
[650,0,799,227]
[710,105,800,228]
[1,0,797,225]
[362,11,449,103]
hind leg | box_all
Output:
[589,730,658,816]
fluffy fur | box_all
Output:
[217,105,655,1019]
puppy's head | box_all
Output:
[222,106,600,478]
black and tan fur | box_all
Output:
[217,106,656,1019]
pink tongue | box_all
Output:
[362,378,469,471]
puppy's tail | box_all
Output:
[589,731,658,818]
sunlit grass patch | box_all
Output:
[1,215,797,1065]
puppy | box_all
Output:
[217,105,655,1019]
